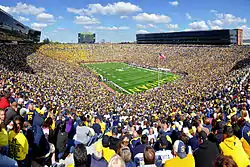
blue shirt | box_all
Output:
[0,154,18,167]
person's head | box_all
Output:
[198,131,207,145]
[95,116,101,123]
[122,135,129,146]
[143,146,155,165]
[94,141,103,159]
[0,108,5,122]
[13,115,24,133]
[119,147,132,164]
[108,155,126,167]
[173,140,187,159]
[180,132,189,145]
[42,117,53,128]
[59,121,66,133]
[102,135,110,148]
[11,102,18,112]
[214,155,238,167]
[141,134,148,145]
[204,117,210,126]
[19,108,27,117]
[112,127,119,137]
[149,128,154,135]
[28,103,35,110]
[223,126,234,139]
[74,144,88,167]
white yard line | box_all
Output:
[109,80,131,94]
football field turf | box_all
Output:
[85,62,178,94]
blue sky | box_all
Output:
[1,0,250,42]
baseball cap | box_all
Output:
[173,140,186,159]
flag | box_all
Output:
[159,53,166,59]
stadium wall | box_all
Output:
[136,29,243,45]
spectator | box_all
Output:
[164,140,195,167]
[5,102,18,126]
[74,121,93,145]
[214,155,238,167]
[108,154,126,167]
[119,146,136,167]
[0,108,8,155]
[219,126,249,167]
[0,91,10,109]
[110,127,121,152]
[90,141,108,167]
[56,121,68,159]
[73,143,88,167]
[193,131,219,167]
[143,145,157,167]
[133,134,148,157]
[102,135,116,162]
[93,116,102,135]
[8,115,29,166]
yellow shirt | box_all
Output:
[0,128,8,147]
[8,131,29,161]
[164,154,195,167]
[102,147,116,162]
[100,122,106,133]
[219,136,250,167]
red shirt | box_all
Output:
[0,97,10,109]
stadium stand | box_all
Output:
[0,44,249,167]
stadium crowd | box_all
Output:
[0,43,249,167]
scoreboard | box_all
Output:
[78,32,95,43]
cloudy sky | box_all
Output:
[1,0,250,42]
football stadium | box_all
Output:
[0,1,250,167]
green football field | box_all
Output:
[84,62,178,94]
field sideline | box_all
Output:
[84,62,178,94]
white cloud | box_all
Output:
[185,13,192,20]
[189,20,209,30]
[31,22,48,31]
[136,24,157,29]
[209,10,246,27]
[67,2,142,15]
[74,16,100,25]
[133,13,171,23]
[215,13,246,25]
[67,8,84,14]
[169,1,179,6]
[207,20,223,29]
[36,13,55,22]
[166,24,179,29]
[0,2,45,15]
[210,9,218,13]
[147,24,157,28]
[120,15,128,19]
[96,26,130,31]
[18,16,30,22]
[136,30,149,34]
[238,25,250,39]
